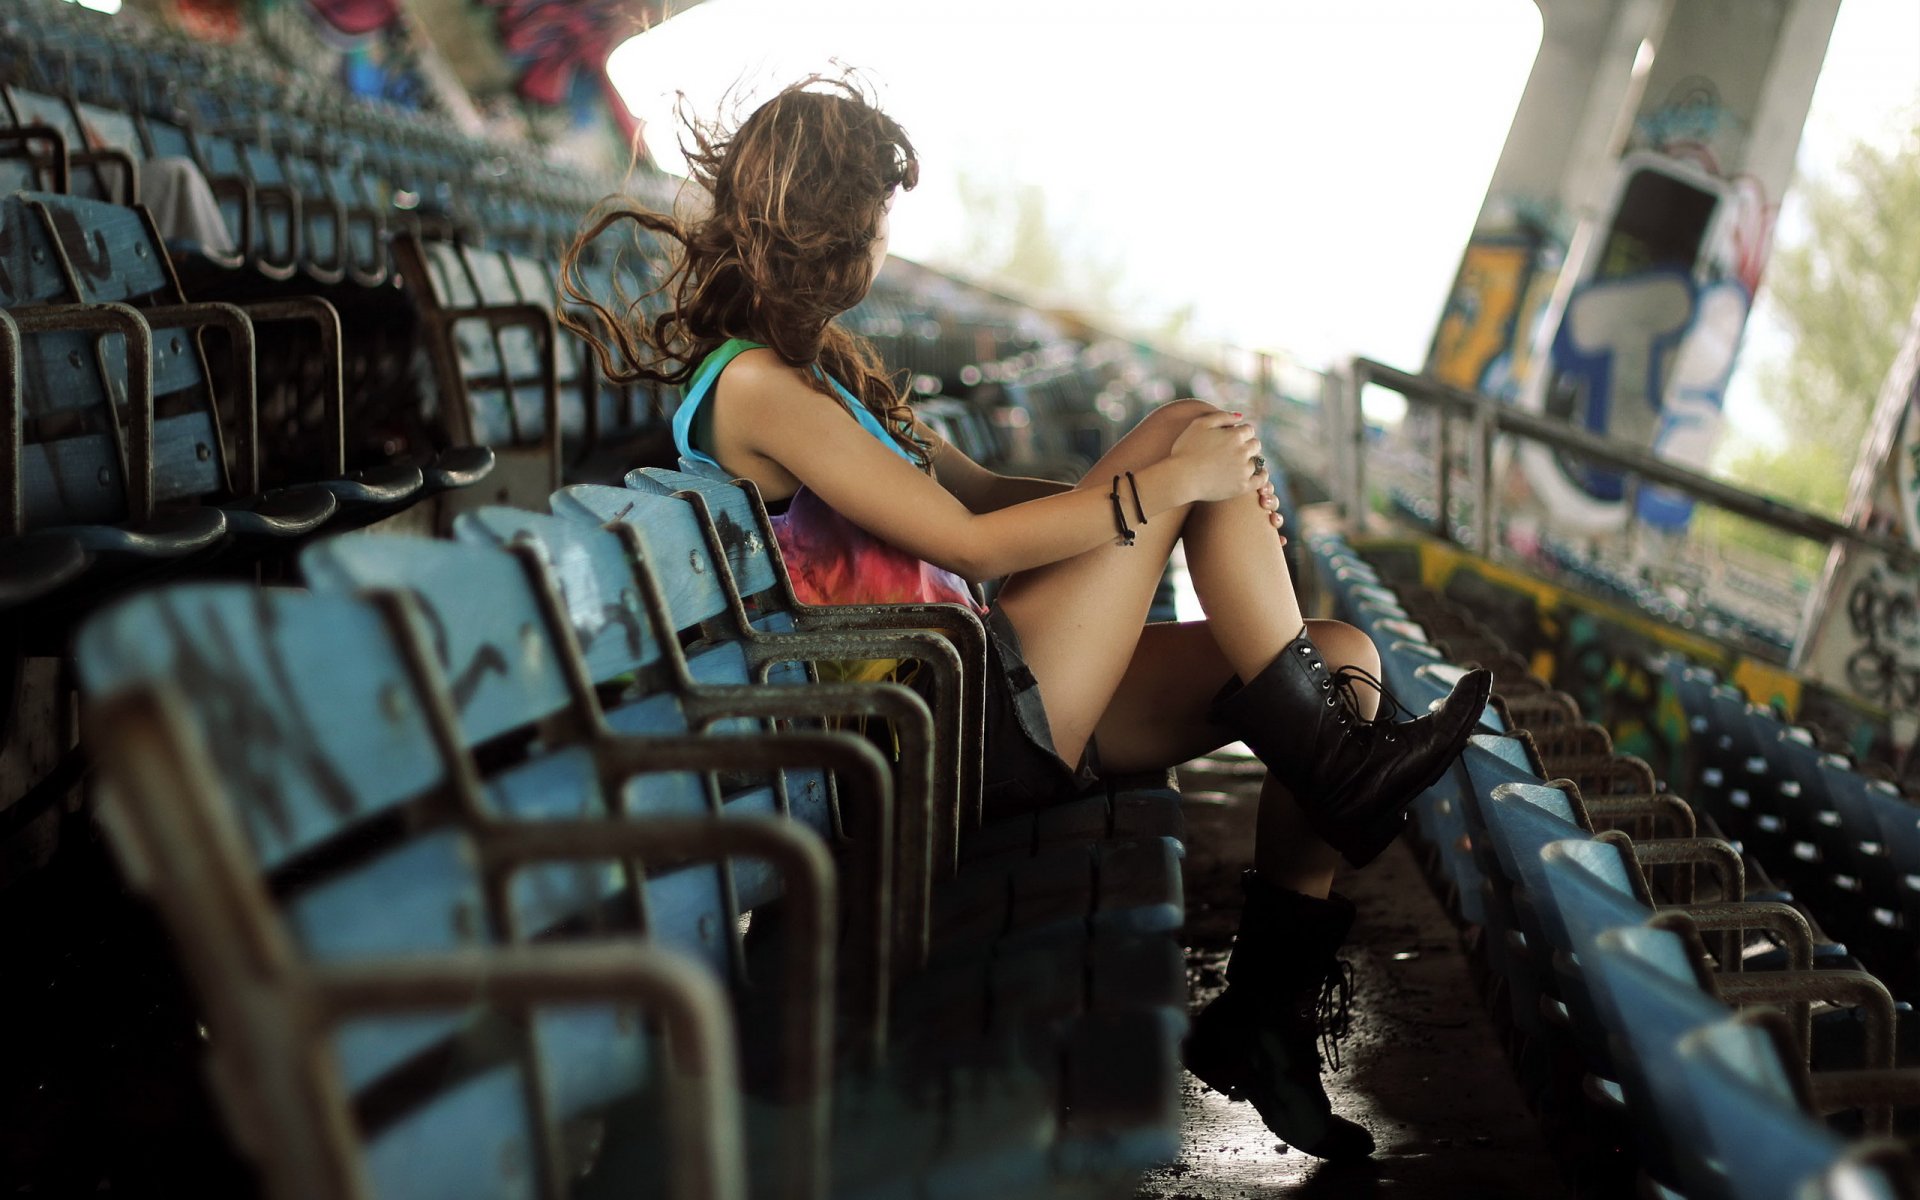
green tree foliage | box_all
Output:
[1698,116,1920,569]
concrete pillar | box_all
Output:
[1424,0,1841,537]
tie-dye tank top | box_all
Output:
[673,338,985,683]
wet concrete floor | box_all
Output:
[1135,751,1569,1200]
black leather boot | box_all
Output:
[1184,874,1371,1160]
[1211,628,1492,867]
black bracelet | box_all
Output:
[1109,475,1136,546]
[1125,470,1148,525]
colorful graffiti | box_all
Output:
[1631,76,1745,181]
[307,0,400,35]
[1363,534,1902,791]
[170,0,247,44]
[1841,558,1920,714]
[478,0,661,110]
[1430,235,1539,397]
[1520,266,1750,533]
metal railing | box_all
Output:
[1326,357,1919,574]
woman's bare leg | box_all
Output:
[1090,620,1380,898]
[1015,467,1395,1163]
[997,398,1385,885]
[998,398,1326,762]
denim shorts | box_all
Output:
[981,604,1101,820]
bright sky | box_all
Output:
[608,0,1540,370]
[608,0,1920,420]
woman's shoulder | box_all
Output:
[714,343,787,377]
[712,346,826,407]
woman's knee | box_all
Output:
[1133,397,1225,450]
[1153,397,1224,430]
[1305,618,1381,676]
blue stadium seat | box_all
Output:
[77,584,763,1200]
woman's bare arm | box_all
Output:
[921,428,1072,513]
[710,350,1260,582]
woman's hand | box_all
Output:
[1258,479,1287,541]
[1167,408,1263,503]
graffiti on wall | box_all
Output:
[477,0,662,115]
[1364,535,1904,790]
[1507,68,1782,537]
[1631,77,1745,183]
[1426,216,1564,405]
[1431,235,1539,397]
[1520,268,1750,532]
[307,0,400,35]
[1842,558,1920,714]
[169,0,247,44]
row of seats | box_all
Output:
[1305,528,1920,1199]
[2,0,614,280]
[0,189,492,632]
[1670,663,1920,999]
[72,467,1191,1198]
[1383,484,1799,660]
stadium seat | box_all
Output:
[77,584,766,1200]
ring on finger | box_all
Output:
[1251,453,1267,472]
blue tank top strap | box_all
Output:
[673,337,917,471]
[672,336,764,470]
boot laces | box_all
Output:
[1330,665,1415,730]
[1316,959,1356,1070]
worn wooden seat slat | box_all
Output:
[362,1065,541,1200]
[304,534,577,747]
[21,434,124,527]
[455,504,664,679]
[79,581,762,1199]
[77,587,444,867]
[557,483,733,629]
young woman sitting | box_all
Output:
[563,77,1492,1162]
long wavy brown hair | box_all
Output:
[560,76,931,468]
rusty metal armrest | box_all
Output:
[1717,968,1898,1128]
[138,296,348,491]
[8,304,154,520]
[740,627,965,877]
[1585,793,1697,840]
[0,125,70,193]
[1558,753,1659,796]
[1660,901,1814,973]
[296,191,350,281]
[680,682,935,974]
[1808,1069,1920,1138]
[473,815,831,1200]
[1502,691,1580,730]
[446,301,560,489]
[339,202,389,283]
[1633,836,1744,905]
[203,174,256,272]
[581,730,895,1057]
[70,147,140,205]
[230,297,347,476]
[310,944,747,1200]
[247,181,304,278]
[790,600,989,829]
[1660,900,1817,1051]
[139,302,259,493]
